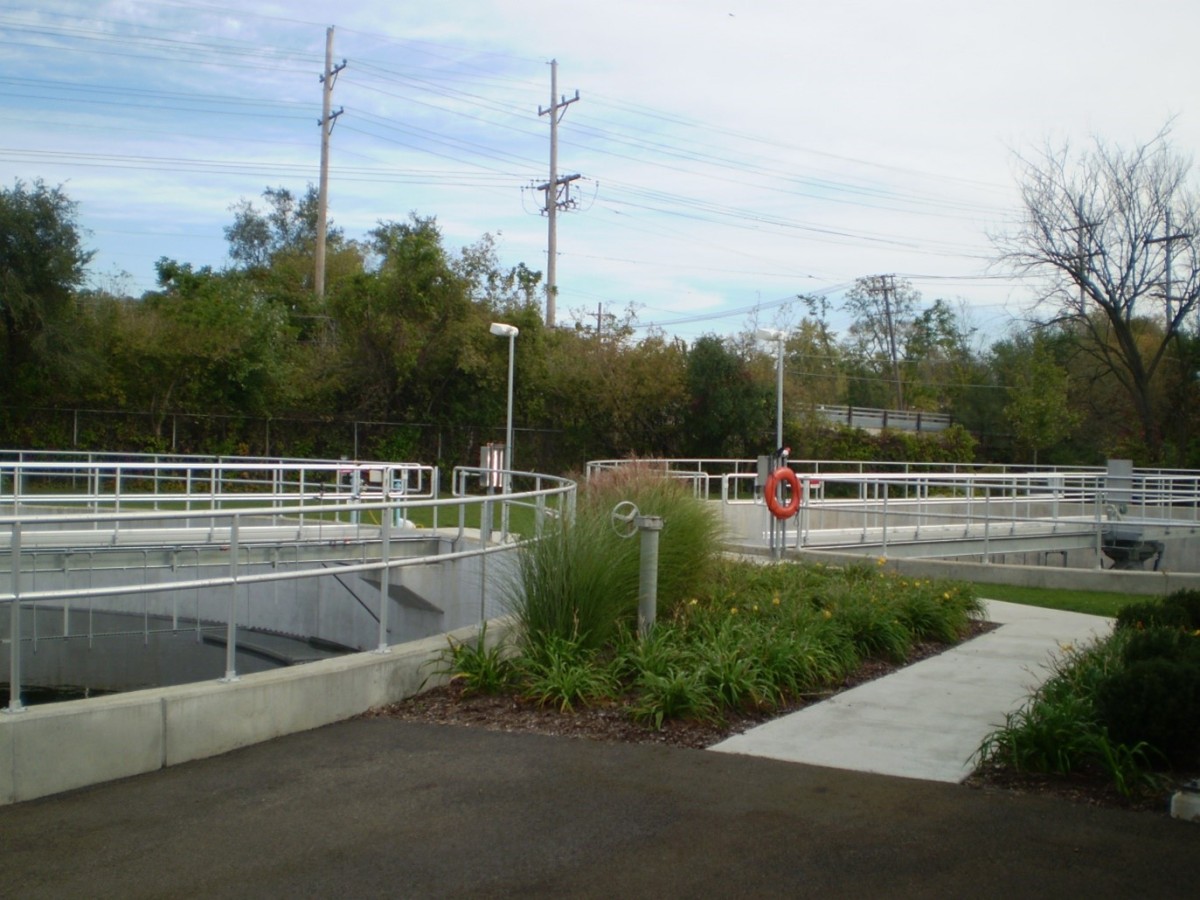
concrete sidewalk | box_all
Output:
[713,599,1112,782]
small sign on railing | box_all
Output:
[481,443,505,490]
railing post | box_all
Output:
[5,523,24,713]
[376,481,392,654]
[221,515,241,682]
[983,491,990,564]
[881,483,889,557]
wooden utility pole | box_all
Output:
[537,59,580,328]
[315,26,345,299]
[880,274,904,410]
[1146,209,1191,327]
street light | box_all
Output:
[756,328,787,450]
[490,323,519,494]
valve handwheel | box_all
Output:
[611,500,640,538]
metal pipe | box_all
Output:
[6,523,24,713]
[637,515,664,637]
[222,515,240,682]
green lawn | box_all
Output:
[970,583,1137,617]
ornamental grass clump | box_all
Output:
[509,465,725,653]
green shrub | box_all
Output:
[434,624,515,695]
[974,636,1166,796]
[580,464,726,616]
[632,668,718,729]
[518,634,616,712]
[509,509,635,652]
[1095,656,1200,767]
[1115,589,1200,632]
[1119,626,1200,666]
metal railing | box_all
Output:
[1,453,576,712]
[588,458,1200,561]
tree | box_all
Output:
[903,298,981,413]
[842,275,918,409]
[996,131,1200,459]
[684,335,772,457]
[0,179,94,397]
[225,185,326,270]
[1003,338,1081,464]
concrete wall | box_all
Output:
[0,618,512,806]
[775,548,1200,596]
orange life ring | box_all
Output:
[765,466,801,519]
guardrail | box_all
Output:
[1,454,576,712]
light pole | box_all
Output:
[756,328,787,450]
[489,322,519,493]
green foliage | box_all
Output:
[786,423,977,465]
[1095,655,1200,767]
[684,334,771,457]
[509,506,637,652]
[1003,338,1081,464]
[974,634,1165,796]
[632,668,718,730]
[580,464,726,616]
[506,546,980,731]
[435,625,515,696]
[0,179,95,399]
[518,634,616,712]
[510,467,725,654]
[1115,590,1200,632]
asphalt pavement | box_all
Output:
[3,599,1196,898]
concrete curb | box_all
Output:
[0,617,514,805]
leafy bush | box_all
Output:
[1115,589,1200,632]
[518,634,616,712]
[974,634,1165,796]
[632,668,718,730]
[434,624,515,695]
[1095,654,1200,767]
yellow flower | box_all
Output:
[772,596,781,607]
[752,604,759,613]
[730,606,739,615]
[876,557,887,566]
[688,598,699,606]
[943,592,951,600]
[822,609,833,620]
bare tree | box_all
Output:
[996,130,1200,456]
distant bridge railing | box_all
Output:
[814,405,954,432]
[1,453,576,712]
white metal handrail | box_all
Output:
[1,455,576,712]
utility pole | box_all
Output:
[1146,209,1191,329]
[315,25,346,300]
[879,274,904,410]
[537,59,580,328]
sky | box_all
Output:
[2,0,1198,346]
